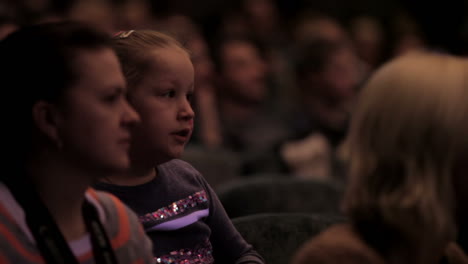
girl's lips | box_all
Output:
[171,129,192,143]
[118,138,131,149]
[173,128,190,136]
[172,134,189,143]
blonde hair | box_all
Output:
[343,52,468,261]
[112,30,188,89]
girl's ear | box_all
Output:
[32,101,63,149]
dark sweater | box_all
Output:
[95,159,264,264]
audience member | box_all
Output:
[0,21,153,263]
[281,38,362,180]
[94,30,265,264]
[292,52,468,264]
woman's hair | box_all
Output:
[343,52,468,260]
[1,21,112,102]
[112,30,188,89]
[0,21,112,171]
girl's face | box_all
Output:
[55,48,139,173]
[130,46,195,165]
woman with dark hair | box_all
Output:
[0,21,153,263]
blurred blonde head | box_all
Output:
[343,52,468,262]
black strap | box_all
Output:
[82,200,118,264]
[5,179,118,264]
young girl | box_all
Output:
[94,30,265,264]
[0,22,153,263]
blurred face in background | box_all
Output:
[68,0,115,33]
[189,36,215,88]
[243,0,278,32]
[350,16,383,68]
[320,46,361,101]
[220,40,268,104]
[115,0,153,30]
[303,45,361,104]
[294,16,348,44]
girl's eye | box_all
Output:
[162,90,176,98]
[186,92,194,103]
[103,92,121,103]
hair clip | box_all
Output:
[114,30,135,39]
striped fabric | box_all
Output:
[0,183,154,264]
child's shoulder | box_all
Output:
[159,159,204,181]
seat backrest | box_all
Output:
[218,177,345,218]
[232,213,347,264]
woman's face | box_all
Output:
[54,48,140,173]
